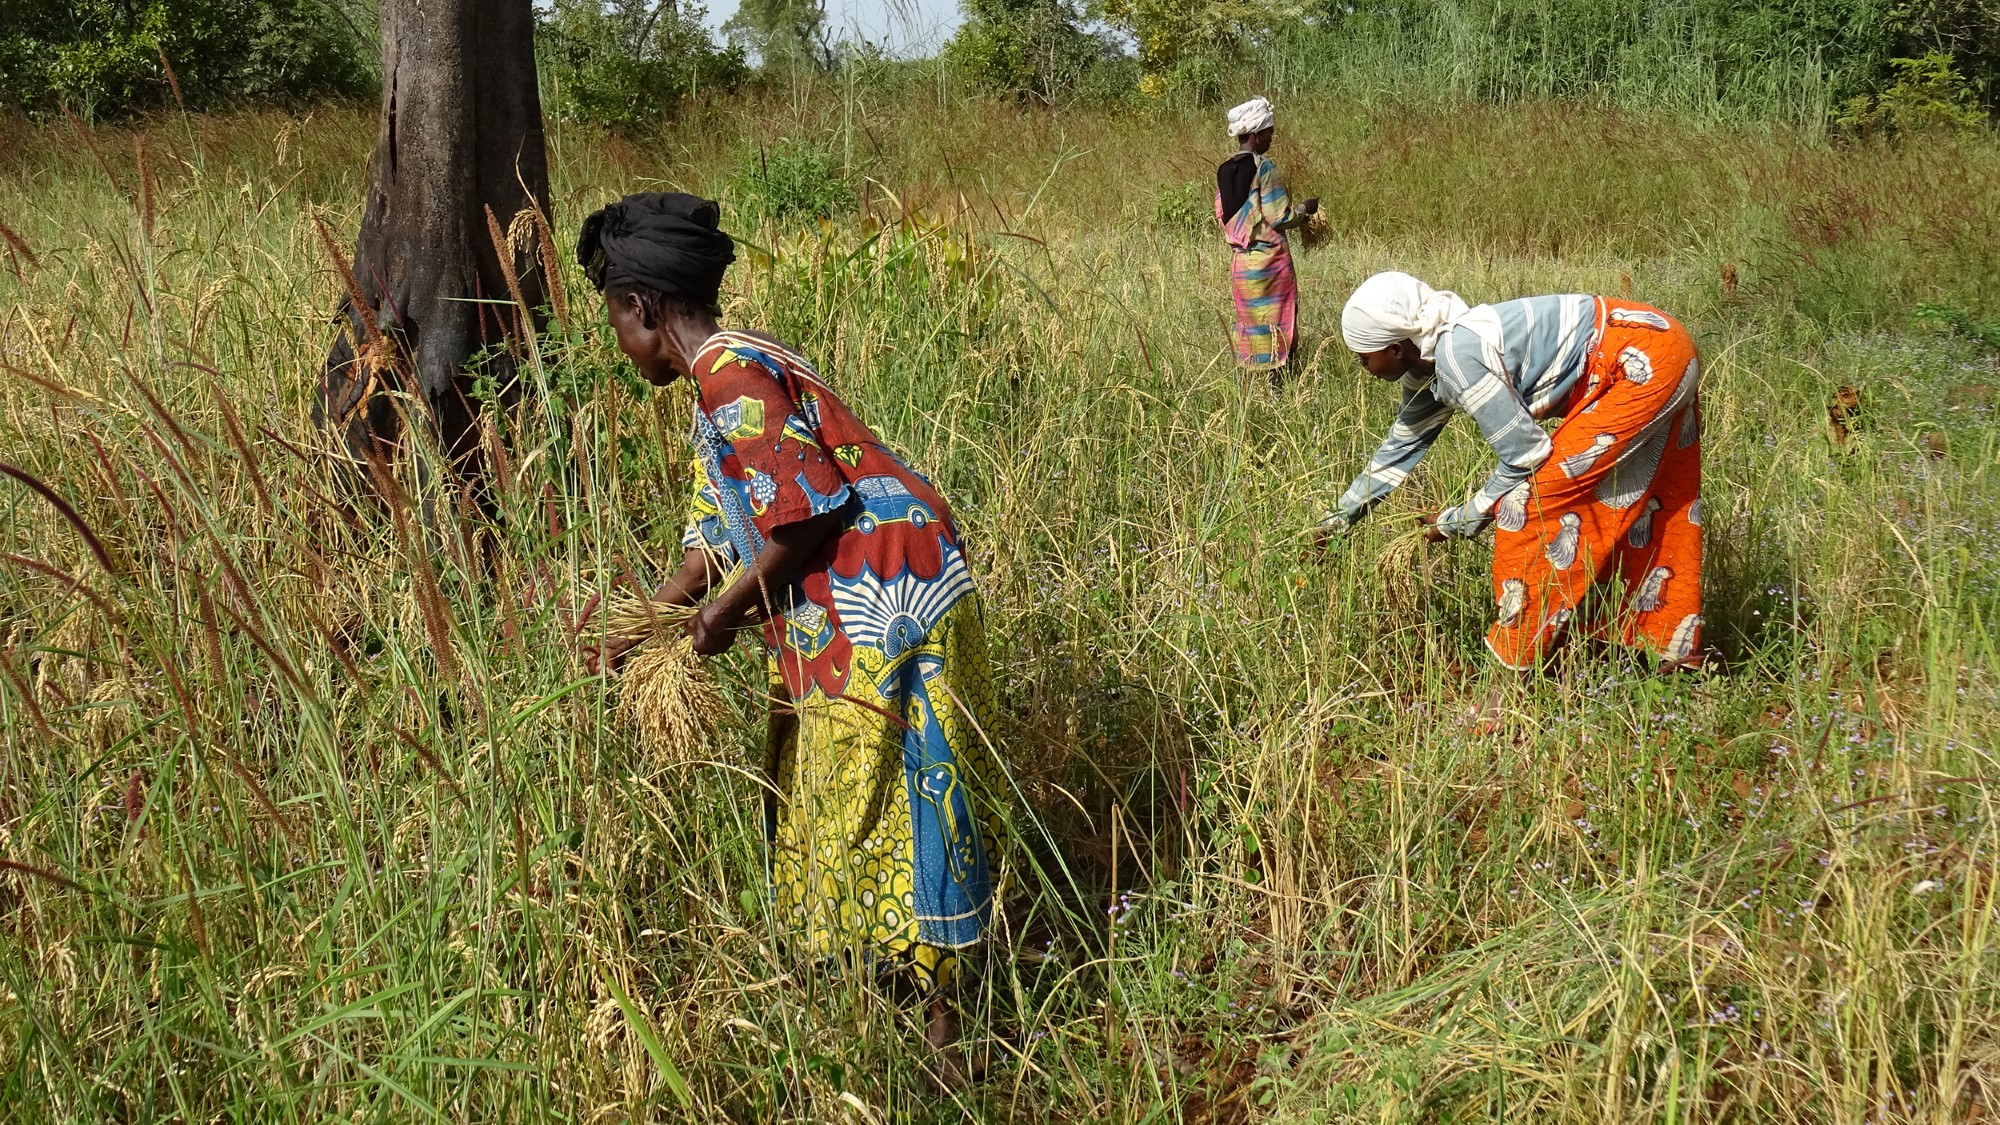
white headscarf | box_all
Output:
[1340,271,1472,359]
[1227,97,1274,138]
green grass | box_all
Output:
[0,83,1997,1122]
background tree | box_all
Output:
[536,0,749,132]
[1102,0,1296,100]
[943,0,1114,104]
[318,0,552,491]
[723,0,833,70]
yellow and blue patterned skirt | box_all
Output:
[761,594,1008,992]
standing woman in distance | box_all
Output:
[1216,96,1318,382]
[1320,272,1706,725]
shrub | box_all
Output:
[537,0,748,131]
[1834,52,1987,135]
[942,0,1115,105]
[730,139,855,224]
[0,0,373,116]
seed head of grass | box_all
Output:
[615,634,728,769]
[604,583,736,767]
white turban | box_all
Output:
[1227,97,1274,138]
[1340,271,1472,359]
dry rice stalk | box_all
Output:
[1377,522,1443,611]
[604,592,698,641]
[616,635,728,769]
[603,567,740,767]
[1298,209,1332,250]
[485,205,530,344]
[530,204,570,330]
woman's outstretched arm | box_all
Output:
[688,507,848,656]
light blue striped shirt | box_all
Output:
[1330,294,1600,537]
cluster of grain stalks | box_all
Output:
[603,587,730,768]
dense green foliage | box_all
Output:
[1834,50,1990,133]
[0,0,373,116]
[941,0,1118,104]
[1059,0,2000,126]
[536,0,749,131]
[728,136,856,221]
[1258,0,2000,125]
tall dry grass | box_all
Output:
[0,85,1996,1122]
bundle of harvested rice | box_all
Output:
[1377,522,1447,611]
[1297,209,1331,250]
[604,592,728,768]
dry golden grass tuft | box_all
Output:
[606,593,731,767]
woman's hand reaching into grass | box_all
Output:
[1308,513,1349,560]
[1418,512,1448,543]
[580,549,720,673]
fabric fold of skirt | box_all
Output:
[1229,242,1297,370]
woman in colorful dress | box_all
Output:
[1319,272,1704,721]
[1216,96,1317,379]
[576,192,1007,1067]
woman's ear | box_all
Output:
[617,289,654,331]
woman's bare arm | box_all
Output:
[689,508,846,656]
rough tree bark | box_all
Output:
[318,0,551,494]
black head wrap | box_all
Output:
[576,192,736,307]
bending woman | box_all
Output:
[1322,271,1704,684]
[577,193,1008,1053]
[1216,96,1317,374]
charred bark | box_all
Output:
[318,0,552,499]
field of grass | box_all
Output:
[1,82,1998,1122]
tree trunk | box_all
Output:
[318,0,551,498]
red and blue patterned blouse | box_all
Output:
[680,330,976,703]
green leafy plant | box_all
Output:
[1915,301,2000,349]
[729,138,855,224]
[1150,178,1214,237]
[1835,51,1987,134]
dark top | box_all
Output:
[1216,152,1258,224]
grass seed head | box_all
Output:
[616,634,728,769]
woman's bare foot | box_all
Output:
[1465,686,1507,734]
[923,997,984,1092]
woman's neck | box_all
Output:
[667,313,723,373]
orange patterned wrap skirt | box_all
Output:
[1486,300,1704,670]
